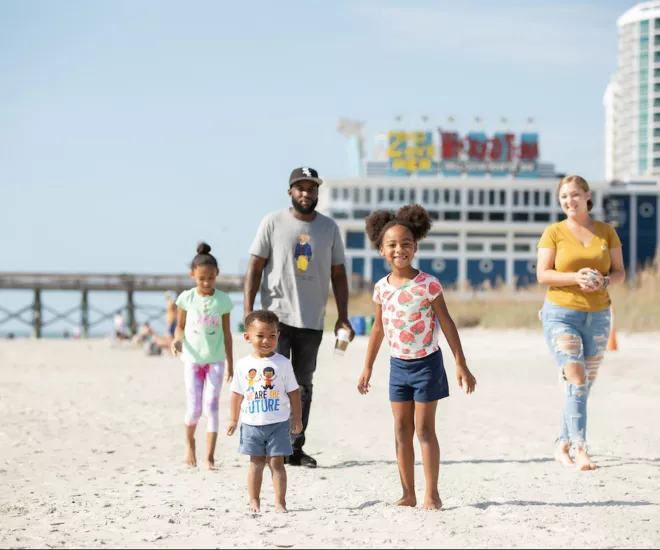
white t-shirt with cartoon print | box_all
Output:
[373,271,444,360]
[231,353,300,426]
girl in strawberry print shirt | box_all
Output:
[357,205,477,511]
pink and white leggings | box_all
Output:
[183,361,225,433]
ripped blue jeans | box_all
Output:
[541,300,611,449]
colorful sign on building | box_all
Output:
[386,129,540,177]
[387,131,436,176]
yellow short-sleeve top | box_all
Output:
[537,220,622,312]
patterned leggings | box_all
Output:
[183,362,225,433]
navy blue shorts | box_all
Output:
[239,420,293,457]
[389,349,450,403]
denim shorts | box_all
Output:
[389,349,450,403]
[239,420,293,457]
[540,300,611,369]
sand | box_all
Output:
[0,329,659,549]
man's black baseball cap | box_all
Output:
[289,166,323,187]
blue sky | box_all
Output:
[0,0,635,278]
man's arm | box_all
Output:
[243,255,267,320]
[331,264,354,339]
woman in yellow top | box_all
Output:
[537,175,625,471]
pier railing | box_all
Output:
[0,272,244,338]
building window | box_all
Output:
[491,243,507,252]
[422,189,429,203]
[513,191,519,206]
[468,190,475,205]
[642,19,650,32]
[443,211,461,220]
[428,210,439,220]
[444,189,451,204]
[466,243,484,252]
[342,188,349,200]
[398,188,405,202]
[418,242,435,251]
[353,209,371,219]
[489,212,506,222]
[409,189,416,203]
[513,212,529,222]
[331,188,339,200]
[514,243,531,252]
[377,188,384,203]
[442,242,459,252]
[352,188,360,203]
[468,212,484,221]
[556,212,567,222]
[653,158,660,167]
[388,188,395,201]
[478,190,485,205]
[534,212,551,222]
[488,190,496,206]
[433,189,440,204]
[346,231,365,249]
[533,191,540,206]
[331,210,349,219]
[365,188,372,203]
[544,191,551,206]
[523,191,530,206]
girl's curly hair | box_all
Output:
[365,204,432,248]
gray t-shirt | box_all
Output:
[249,209,346,330]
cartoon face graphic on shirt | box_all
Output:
[262,366,277,390]
[191,311,220,336]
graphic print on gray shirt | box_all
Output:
[249,209,346,330]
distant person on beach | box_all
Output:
[357,205,477,510]
[132,322,155,345]
[537,175,625,471]
[243,166,354,469]
[165,291,177,346]
[113,311,127,341]
[227,310,302,514]
[171,242,234,470]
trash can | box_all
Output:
[350,315,366,336]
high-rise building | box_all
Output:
[605,1,660,181]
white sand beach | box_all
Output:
[1,330,659,549]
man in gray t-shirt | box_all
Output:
[244,166,355,468]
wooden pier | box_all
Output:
[0,272,244,338]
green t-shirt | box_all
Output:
[175,288,233,364]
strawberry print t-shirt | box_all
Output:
[373,271,444,360]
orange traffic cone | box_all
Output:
[607,306,618,351]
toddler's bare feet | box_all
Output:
[275,500,288,514]
[249,499,261,513]
[393,495,417,507]
[554,442,574,467]
[575,449,597,471]
[185,440,197,468]
[423,495,443,510]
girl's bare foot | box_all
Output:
[249,499,261,513]
[275,501,288,514]
[185,440,197,468]
[554,441,574,467]
[206,458,217,471]
[393,495,417,507]
[574,449,597,471]
[423,495,443,510]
